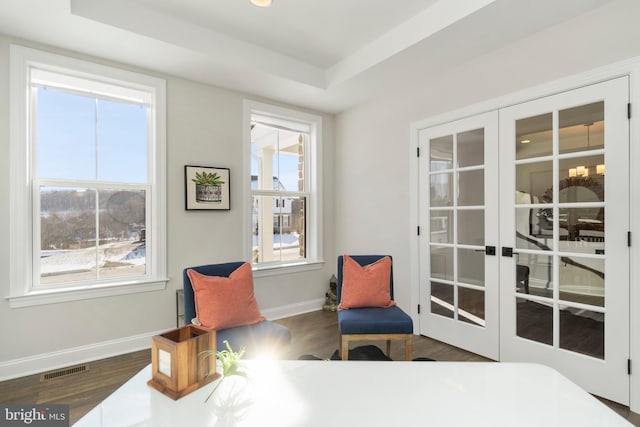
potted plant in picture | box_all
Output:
[193,171,225,203]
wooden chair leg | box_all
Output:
[341,336,349,361]
[404,336,413,361]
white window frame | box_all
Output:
[243,100,323,276]
[8,45,167,307]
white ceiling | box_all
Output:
[0,0,616,112]
[135,0,441,68]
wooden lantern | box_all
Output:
[147,325,220,400]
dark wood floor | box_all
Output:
[0,310,638,425]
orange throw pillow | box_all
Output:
[187,263,265,330]
[338,255,396,310]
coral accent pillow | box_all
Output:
[187,263,265,330]
[338,255,396,310]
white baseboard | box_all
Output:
[262,298,324,320]
[0,300,324,382]
[0,328,166,382]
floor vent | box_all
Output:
[40,364,88,382]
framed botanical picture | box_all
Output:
[185,165,230,210]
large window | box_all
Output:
[244,101,322,271]
[9,45,167,306]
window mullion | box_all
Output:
[95,189,100,281]
[252,189,307,198]
[38,179,149,191]
[30,86,40,291]
[95,98,99,181]
[31,181,41,290]
[94,98,100,281]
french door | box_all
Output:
[418,112,500,360]
[499,77,629,404]
[418,77,630,404]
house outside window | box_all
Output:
[244,101,323,272]
[9,45,167,307]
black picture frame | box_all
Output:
[185,165,230,210]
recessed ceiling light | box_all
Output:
[521,139,530,144]
[250,0,272,7]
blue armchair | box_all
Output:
[337,255,413,361]
[183,262,291,357]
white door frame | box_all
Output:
[409,55,640,413]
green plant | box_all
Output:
[192,171,225,186]
[200,340,247,402]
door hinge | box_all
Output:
[628,103,632,119]
[417,304,421,314]
[417,147,420,157]
[628,359,632,375]
[417,226,421,236]
[628,231,632,247]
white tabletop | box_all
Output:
[74,360,630,427]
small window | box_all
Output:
[245,101,323,271]
[9,45,167,306]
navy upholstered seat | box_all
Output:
[183,262,291,357]
[337,255,413,360]
[338,306,413,335]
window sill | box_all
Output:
[7,278,169,308]
[252,260,325,278]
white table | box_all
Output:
[74,360,630,426]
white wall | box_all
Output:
[0,35,335,377]
[335,104,414,310]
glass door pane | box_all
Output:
[419,111,499,361]
[428,128,486,325]
[419,112,499,359]
[499,77,629,404]
[512,101,606,357]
